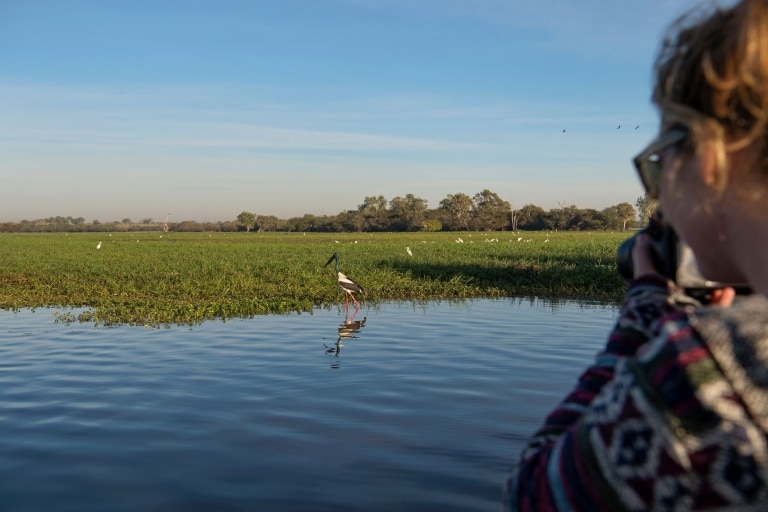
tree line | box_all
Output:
[0,190,658,233]
[234,190,657,233]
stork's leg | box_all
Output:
[351,294,361,309]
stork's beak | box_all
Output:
[323,254,336,267]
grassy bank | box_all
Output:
[0,231,630,325]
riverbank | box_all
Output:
[0,231,628,325]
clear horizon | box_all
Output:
[1,0,700,223]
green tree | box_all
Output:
[598,203,636,231]
[236,211,256,232]
[615,202,637,231]
[328,210,359,232]
[635,194,658,226]
[438,193,473,231]
[389,194,428,231]
[256,215,283,232]
[219,220,239,232]
[421,219,442,232]
[471,189,511,231]
[516,204,547,230]
[546,203,579,231]
[357,195,389,231]
[285,214,320,232]
[201,222,220,232]
[175,220,204,232]
[574,208,605,230]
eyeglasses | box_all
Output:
[632,127,689,199]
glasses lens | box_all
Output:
[640,155,661,199]
[633,128,687,200]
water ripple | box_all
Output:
[0,299,615,511]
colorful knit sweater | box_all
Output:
[504,275,768,511]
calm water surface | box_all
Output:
[1,299,617,512]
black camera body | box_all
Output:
[616,211,751,302]
[616,211,679,282]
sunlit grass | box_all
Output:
[0,230,630,325]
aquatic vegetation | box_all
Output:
[0,231,629,325]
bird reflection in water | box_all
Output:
[324,316,367,359]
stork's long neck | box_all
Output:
[334,257,340,273]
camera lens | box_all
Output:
[616,235,636,280]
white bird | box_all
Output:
[456,237,464,243]
[406,247,413,256]
[96,241,102,249]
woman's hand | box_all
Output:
[709,287,736,307]
[632,233,735,307]
[631,233,662,279]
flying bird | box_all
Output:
[617,125,621,129]
[323,252,365,311]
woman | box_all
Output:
[505,0,768,510]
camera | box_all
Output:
[616,210,678,282]
[616,210,751,302]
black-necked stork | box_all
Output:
[323,252,364,310]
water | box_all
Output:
[0,299,617,512]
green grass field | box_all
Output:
[0,231,630,325]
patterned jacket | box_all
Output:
[504,275,768,511]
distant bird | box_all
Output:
[635,125,640,129]
[96,241,102,249]
[406,247,413,257]
[617,125,621,129]
[456,237,464,243]
[562,129,566,133]
[323,252,365,311]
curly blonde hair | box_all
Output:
[653,0,768,178]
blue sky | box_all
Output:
[0,0,699,222]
